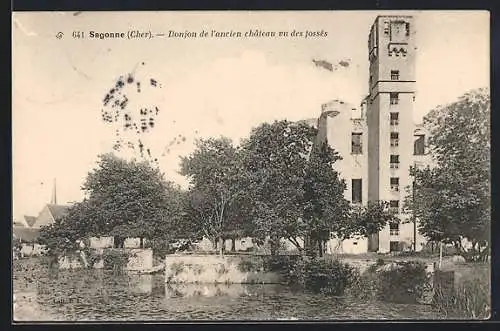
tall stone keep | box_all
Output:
[366,16,417,252]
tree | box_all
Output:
[302,141,351,256]
[38,204,86,256]
[82,153,183,244]
[180,137,246,255]
[241,120,323,255]
[406,88,490,257]
[349,201,400,238]
[40,153,183,254]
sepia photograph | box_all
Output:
[12,10,490,321]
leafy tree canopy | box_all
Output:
[39,153,184,254]
[180,137,247,254]
[409,88,490,253]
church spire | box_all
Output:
[51,178,57,205]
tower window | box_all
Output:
[383,22,390,35]
[352,179,362,204]
[389,200,400,214]
[390,177,400,192]
[390,93,399,105]
[390,222,400,235]
[390,132,399,147]
[351,133,363,154]
[390,155,399,169]
[414,134,425,155]
[390,112,399,126]
[391,70,400,80]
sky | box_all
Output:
[12,11,489,221]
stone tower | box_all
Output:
[366,16,417,252]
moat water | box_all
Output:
[13,258,449,321]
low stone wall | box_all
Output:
[58,248,153,271]
[127,248,153,271]
[20,244,47,257]
[165,254,283,284]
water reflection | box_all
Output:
[14,259,448,321]
[166,283,254,298]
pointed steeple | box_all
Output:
[51,178,57,205]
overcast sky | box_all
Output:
[12,11,489,220]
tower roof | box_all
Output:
[13,226,41,243]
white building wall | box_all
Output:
[124,237,141,248]
[322,100,368,205]
[326,237,368,255]
[89,236,114,249]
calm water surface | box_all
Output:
[14,258,447,321]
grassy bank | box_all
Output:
[432,264,490,319]
[346,259,432,304]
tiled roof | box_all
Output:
[47,204,70,221]
[24,215,37,227]
[13,226,41,243]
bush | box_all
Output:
[85,249,102,267]
[306,258,358,295]
[346,269,379,301]
[286,257,358,296]
[262,255,300,273]
[236,255,299,275]
[102,249,132,271]
[145,238,177,258]
[377,261,431,303]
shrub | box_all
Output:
[286,257,358,296]
[262,255,300,273]
[346,269,379,301]
[377,261,431,303]
[12,237,22,252]
[306,258,358,295]
[145,238,175,259]
[102,249,132,272]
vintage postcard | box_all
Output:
[12,10,490,321]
